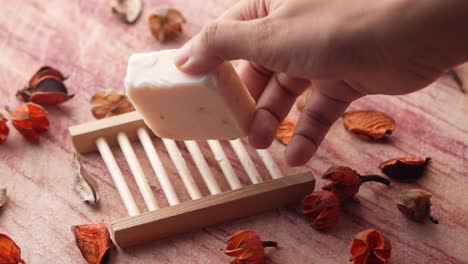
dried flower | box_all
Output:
[111,0,142,24]
[72,224,111,264]
[379,157,430,180]
[148,6,185,42]
[275,119,296,145]
[350,228,391,264]
[296,87,314,112]
[73,154,99,206]
[322,166,390,202]
[10,103,49,142]
[0,233,26,264]
[0,113,9,145]
[90,89,134,119]
[302,190,340,229]
[0,188,6,210]
[397,189,438,224]
[225,230,277,264]
[17,66,73,105]
[343,110,396,141]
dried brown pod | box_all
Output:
[397,189,438,224]
[379,157,430,180]
[90,89,134,119]
[275,119,296,145]
[72,224,111,264]
[111,0,142,24]
[343,110,396,141]
[296,87,314,112]
[73,154,99,206]
[0,188,6,209]
[17,66,74,105]
[148,6,185,42]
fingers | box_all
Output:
[174,18,274,75]
[236,60,273,101]
[249,73,310,149]
[284,81,352,167]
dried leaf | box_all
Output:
[302,190,340,229]
[17,66,73,105]
[0,233,26,264]
[0,188,6,209]
[275,119,296,145]
[225,230,277,264]
[111,0,143,24]
[0,113,9,145]
[148,6,185,42]
[73,154,99,206]
[397,189,438,224]
[343,110,396,141]
[379,157,430,180]
[296,87,314,112]
[350,228,391,264]
[11,103,49,142]
[90,89,134,119]
[72,224,111,264]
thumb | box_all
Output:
[174,19,273,75]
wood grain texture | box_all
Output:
[0,0,466,263]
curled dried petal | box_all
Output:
[275,119,296,145]
[302,190,340,229]
[343,110,396,141]
[73,154,100,206]
[397,189,438,224]
[72,224,111,264]
[90,90,134,119]
[148,6,185,42]
[350,229,391,264]
[111,0,142,24]
[0,233,26,264]
[11,103,49,142]
[0,113,9,145]
[379,157,430,180]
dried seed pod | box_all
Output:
[11,103,49,142]
[343,110,396,141]
[296,87,314,112]
[0,113,9,145]
[275,119,296,145]
[225,230,277,264]
[90,89,134,119]
[111,0,142,24]
[350,228,391,264]
[322,166,390,202]
[17,66,74,105]
[72,224,111,264]
[0,188,6,209]
[397,189,438,224]
[0,233,26,264]
[302,190,340,229]
[73,154,100,206]
[148,6,185,42]
[379,157,430,180]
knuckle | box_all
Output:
[201,21,221,49]
[303,108,334,130]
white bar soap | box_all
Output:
[125,49,256,140]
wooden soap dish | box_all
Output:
[69,111,315,248]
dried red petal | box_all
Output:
[350,229,391,264]
[302,190,340,229]
[30,91,74,105]
[72,224,111,264]
[0,113,9,145]
[225,230,276,264]
[343,110,396,141]
[275,119,296,145]
[11,103,49,142]
[379,157,430,180]
[0,233,26,264]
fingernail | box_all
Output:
[174,42,192,67]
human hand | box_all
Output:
[174,0,468,166]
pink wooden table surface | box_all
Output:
[0,0,467,263]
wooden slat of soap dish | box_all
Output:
[68,111,315,248]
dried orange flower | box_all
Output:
[90,89,134,119]
[350,228,391,264]
[111,0,143,24]
[0,113,9,145]
[0,233,26,264]
[11,103,49,142]
[17,66,73,105]
[275,119,296,145]
[397,189,438,224]
[322,166,390,202]
[343,110,396,141]
[302,190,340,229]
[148,6,185,42]
[296,87,314,112]
[379,157,430,180]
[225,230,277,264]
[72,224,111,264]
